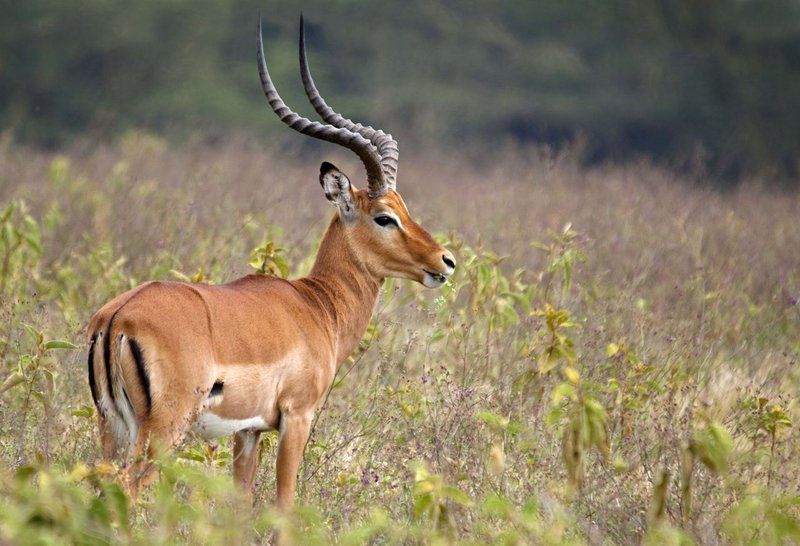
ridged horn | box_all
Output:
[257,17,388,197]
[299,15,399,192]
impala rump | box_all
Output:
[88,327,143,457]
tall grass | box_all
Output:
[0,133,798,544]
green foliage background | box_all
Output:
[0,139,798,544]
[0,1,799,542]
[2,0,799,182]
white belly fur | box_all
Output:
[193,348,308,440]
[194,412,269,440]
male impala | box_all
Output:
[86,17,455,506]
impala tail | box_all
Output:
[88,310,153,459]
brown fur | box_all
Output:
[87,183,455,507]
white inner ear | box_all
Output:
[320,170,357,220]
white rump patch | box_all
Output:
[111,335,138,456]
[194,412,268,440]
[95,332,136,458]
[100,393,130,456]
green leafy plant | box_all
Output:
[0,201,41,295]
[413,463,474,539]
[249,240,290,277]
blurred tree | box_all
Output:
[0,0,798,183]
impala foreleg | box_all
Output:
[233,429,263,499]
[275,411,312,510]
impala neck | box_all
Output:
[302,214,382,366]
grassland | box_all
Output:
[0,133,798,544]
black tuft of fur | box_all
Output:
[210,381,224,397]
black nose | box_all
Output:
[442,255,456,269]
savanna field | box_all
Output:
[0,133,798,544]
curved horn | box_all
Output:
[257,18,388,198]
[299,15,399,191]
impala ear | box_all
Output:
[319,162,357,220]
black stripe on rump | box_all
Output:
[210,381,224,397]
[87,334,99,407]
[103,312,118,404]
[100,283,156,410]
[127,337,152,415]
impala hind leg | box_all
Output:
[97,414,118,460]
[233,430,263,500]
[122,397,207,496]
[275,411,313,510]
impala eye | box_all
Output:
[374,215,398,227]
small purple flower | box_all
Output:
[791,296,798,306]
[360,468,372,485]
[421,372,429,384]
[209,442,218,452]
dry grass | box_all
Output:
[0,133,798,544]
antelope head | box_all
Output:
[258,17,456,288]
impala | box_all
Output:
[86,16,455,507]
